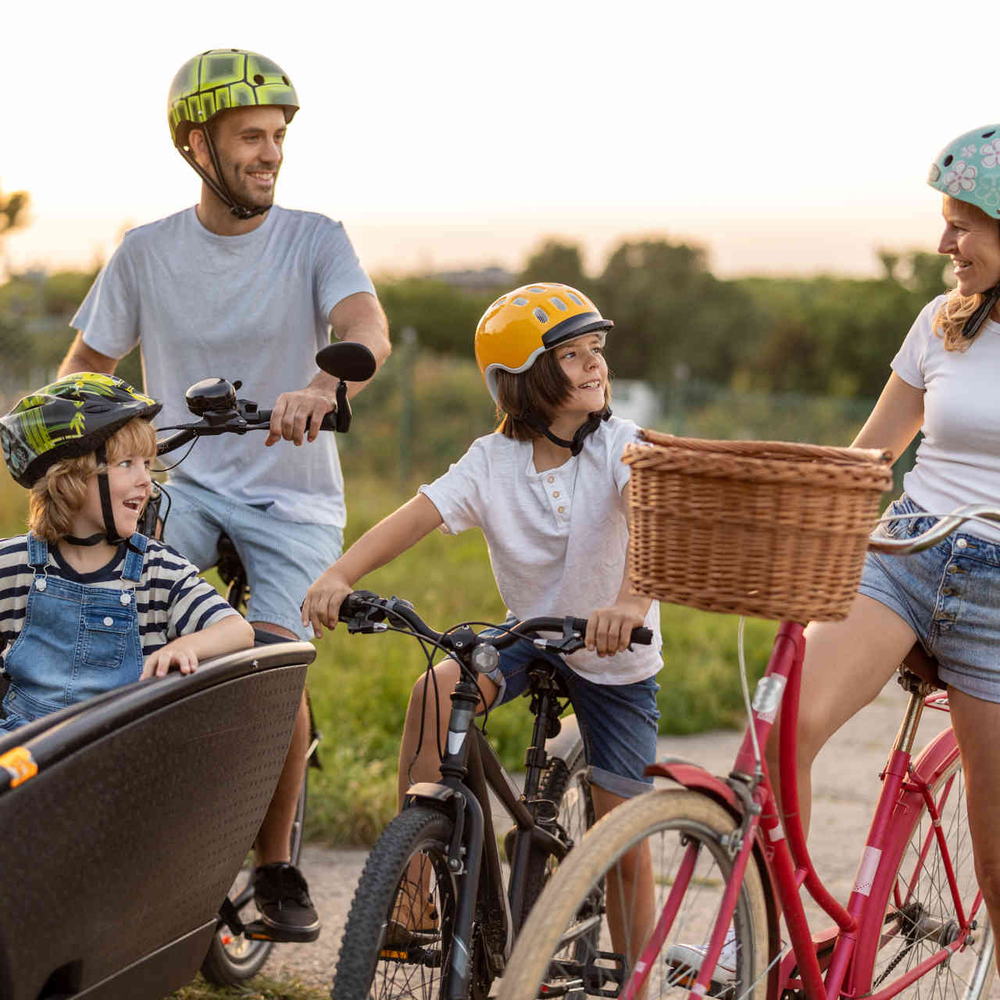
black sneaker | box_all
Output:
[253,862,321,942]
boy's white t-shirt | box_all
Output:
[892,294,1000,541]
[419,417,662,685]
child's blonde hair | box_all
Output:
[28,417,157,543]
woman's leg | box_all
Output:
[945,690,1000,976]
[766,594,916,835]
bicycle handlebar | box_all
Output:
[868,503,1000,555]
[338,590,653,658]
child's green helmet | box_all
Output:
[927,124,1000,219]
[1,374,161,488]
[168,48,299,150]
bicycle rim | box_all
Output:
[496,788,772,1000]
[865,754,995,1000]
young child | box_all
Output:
[302,282,662,964]
[0,373,254,732]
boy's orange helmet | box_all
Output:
[475,283,613,401]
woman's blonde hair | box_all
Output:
[27,417,157,543]
[932,291,986,352]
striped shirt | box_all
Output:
[0,534,239,661]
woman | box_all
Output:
[770,123,1000,963]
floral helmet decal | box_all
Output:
[928,124,1000,337]
[1,373,161,489]
[928,124,1000,218]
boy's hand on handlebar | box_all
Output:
[586,597,649,657]
[302,567,354,638]
[266,386,335,447]
[141,645,200,679]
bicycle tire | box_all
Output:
[496,788,772,1000]
[332,805,482,999]
[857,738,996,1000]
[199,769,308,984]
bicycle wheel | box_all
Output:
[333,805,486,999]
[497,788,772,1000]
[199,769,308,984]
[860,745,996,1000]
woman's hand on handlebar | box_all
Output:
[301,567,354,637]
[586,595,651,657]
[266,384,335,447]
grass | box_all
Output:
[167,974,329,999]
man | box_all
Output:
[59,48,391,942]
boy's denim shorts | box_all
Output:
[860,494,1000,703]
[160,479,343,640]
[478,626,661,799]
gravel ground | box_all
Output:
[260,675,981,992]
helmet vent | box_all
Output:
[550,297,568,311]
[528,286,545,293]
[513,297,529,307]
[253,74,265,85]
[944,155,954,167]
[984,131,996,138]
[567,292,584,306]
[282,76,290,85]
[533,308,549,323]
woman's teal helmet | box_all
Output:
[928,124,1000,218]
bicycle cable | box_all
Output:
[737,616,764,770]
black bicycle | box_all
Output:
[331,591,652,999]
[152,340,377,985]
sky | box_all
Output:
[3,0,996,281]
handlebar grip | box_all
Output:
[339,589,380,619]
[568,618,653,645]
[251,409,339,432]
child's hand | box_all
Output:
[141,645,200,679]
[585,598,648,657]
[302,567,354,638]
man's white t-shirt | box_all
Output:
[71,206,376,527]
[419,417,662,685]
[893,294,1000,541]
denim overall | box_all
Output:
[0,532,147,732]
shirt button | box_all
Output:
[103,616,114,627]
[553,491,560,498]
[558,506,565,514]
[547,475,555,483]
[956,538,968,549]
[948,565,959,574]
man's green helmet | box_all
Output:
[168,48,299,149]
[928,124,1000,219]
[1,374,161,488]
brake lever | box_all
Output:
[540,619,587,655]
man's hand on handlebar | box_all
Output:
[586,595,651,657]
[266,385,336,447]
[301,567,354,637]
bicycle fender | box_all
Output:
[403,781,458,806]
[643,759,740,812]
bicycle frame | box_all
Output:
[402,662,579,998]
[631,622,980,1000]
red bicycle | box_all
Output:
[496,503,999,1000]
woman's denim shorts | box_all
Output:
[860,494,1000,702]
[476,625,661,799]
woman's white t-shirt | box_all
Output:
[419,417,662,685]
[893,294,1000,541]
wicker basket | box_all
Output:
[623,430,895,623]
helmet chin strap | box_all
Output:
[522,408,612,456]
[178,129,269,221]
[64,446,143,552]
[962,284,1000,339]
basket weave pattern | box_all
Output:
[623,430,895,623]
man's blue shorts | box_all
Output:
[160,479,343,640]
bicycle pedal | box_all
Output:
[242,919,320,943]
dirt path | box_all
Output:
[260,676,980,991]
